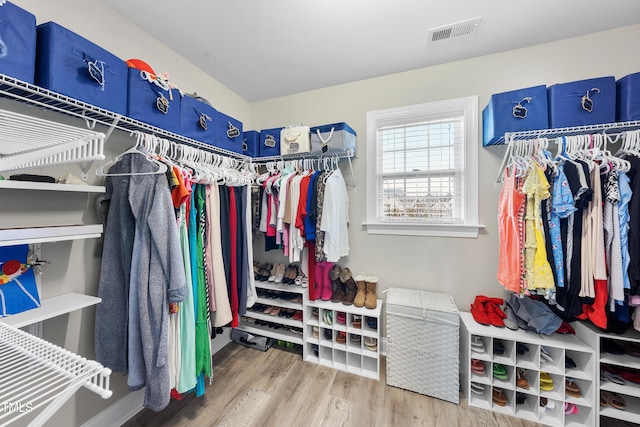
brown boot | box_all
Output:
[365,276,378,309]
[330,264,345,303]
[353,275,366,308]
[341,268,357,305]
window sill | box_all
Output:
[362,222,485,238]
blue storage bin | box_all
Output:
[310,122,357,154]
[214,110,243,154]
[482,85,548,146]
[243,130,260,158]
[259,127,283,157]
[180,94,217,145]
[547,76,616,128]
[617,72,640,122]
[35,22,128,115]
[0,2,36,83]
[127,67,181,134]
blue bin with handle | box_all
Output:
[617,72,640,122]
[0,2,36,84]
[36,22,128,115]
[547,76,616,128]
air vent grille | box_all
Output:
[428,16,481,42]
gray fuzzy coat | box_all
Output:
[95,152,187,411]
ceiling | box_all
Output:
[102,0,640,102]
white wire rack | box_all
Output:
[0,322,111,427]
[0,108,105,172]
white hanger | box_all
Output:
[96,132,168,176]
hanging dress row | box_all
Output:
[496,130,640,333]
[256,156,350,299]
[94,132,257,411]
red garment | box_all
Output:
[229,187,239,327]
[295,175,312,236]
[171,166,191,209]
[307,241,316,301]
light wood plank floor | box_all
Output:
[122,343,630,427]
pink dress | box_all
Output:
[497,167,526,292]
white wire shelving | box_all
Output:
[0,322,111,427]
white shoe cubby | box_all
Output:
[574,320,640,427]
[236,280,306,346]
[461,313,596,426]
[304,299,382,380]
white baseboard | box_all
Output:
[81,388,144,427]
[82,333,232,427]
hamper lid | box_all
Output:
[386,287,459,315]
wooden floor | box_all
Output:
[123,343,633,427]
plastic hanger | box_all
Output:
[96,132,168,176]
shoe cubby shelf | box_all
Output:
[303,299,382,380]
[235,280,306,348]
[573,321,640,426]
[461,313,596,427]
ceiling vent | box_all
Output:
[428,16,482,42]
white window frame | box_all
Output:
[364,96,484,238]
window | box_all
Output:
[364,96,483,238]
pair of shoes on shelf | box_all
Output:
[600,364,626,385]
[471,336,485,353]
[366,317,377,330]
[516,369,529,389]
[492,388,507,406]
[564,402,579,415]
[323,311,333,325]
[353,275,378,309]
[565,378,581,398]
[269,263,286,283]
[493,364,508,380]
[540,372,554,391]
[364,337,377,351]
[516,392,527,405]
[516,342,529,356]
[324,329,333,340]
[292,310,303,321]
[471,359,485,376]
[336,312,346,324]
[540,346,554,362]
[539,397,555,412]
[470,295,506,327]
[255,262,273,281]
[282,264,300,285]
[470,382,485,395]
[336,331,347,344]
[352,315,362,328]
[350,334,361,345]
[493,339,504,355]
[601,390,626,410]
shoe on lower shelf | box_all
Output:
[470,382,485,395]
[471,336,485,353]
[492,388,507,406]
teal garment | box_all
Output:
[195,185,212,392]
[177,204,196,393]
[188,188,205,396]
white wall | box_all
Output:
[5,0,640,424]
[250,24,640,314]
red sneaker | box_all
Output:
[470,297,490,326]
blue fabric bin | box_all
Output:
[482,85,548,146]
[243,131,260,158]
[0,2,36,84]
[617,72,640,122]
[310,122,357,154]
[0,244,40,317]
[180,95,217,145]
[35,22,128,115]
[259,127,283,157]
[547,76,616,128]
[214,110,243,154]
[127,67,181,134]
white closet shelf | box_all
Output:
[0,292,101,328]
[0,74,248,160]
[238,319,303,345]
[486,120,640,146]
[0,224,103,246]
[0,180,105,193]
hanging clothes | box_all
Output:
[497,166,526,292]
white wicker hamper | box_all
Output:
[385,288,460,404]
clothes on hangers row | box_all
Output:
[497,131,640,333]
[257,159,350,265]
[95,133,256,412]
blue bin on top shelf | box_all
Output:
[617,72,640,122]
[36,21,128,115]
[126,67,182,134]
[180,94,217,145]
[547,76,616,128]
[259,127,283,157]
[214,110,243,154]
[242,130,260,158]
[482,85,548,146]
[0,2,36,84]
